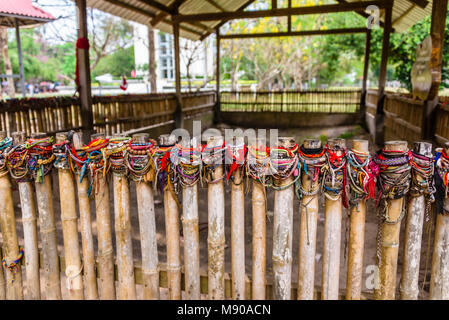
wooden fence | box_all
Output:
[365,90,449,145]
[220,90,362,113]
[0,92,216,137]
[0,133,445,300]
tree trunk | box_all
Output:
[0,28,16,98]
[148,25,157,93]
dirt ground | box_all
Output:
[6,124,433,299]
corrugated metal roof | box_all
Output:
[0,0,55,27]
[85,0,435,40]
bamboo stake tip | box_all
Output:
[277,136,295,148]
[12,131,26,144]
[384,140,408,151]
[351,139,369,152]
[444,141,449,152]
[159,134,176,146]
[0,131,6,140]
[72,132,84,149]
[132,133,149,143]
[55,132,68,143]
[413,141,433,157]
[206,135,224,147]
[327,138,346,149]
[30,132,47,139]
[303,139,321,149]
[249,137,267,148]
[91,133,106,140]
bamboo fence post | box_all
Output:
[10,131,40,300]
[131,133,159,300]
[322,138,346,300]
[374,140,409,300]
[72,132,99,300]
[55,132,84,300]
[251,138,266,300]
[400,142,432,300]
[430,142,449,300]
[206,135,225,300]
[297,139,322,300]
[160,134,181,300]
[181,137,200,300]
[91,132,116,300]
[111,134,136,300]
[0,131,23,300]
[32,132,61,300]
[0,247,5,300]
[272,136,295,300]
[230,136,245,300]
[346,139,369,300]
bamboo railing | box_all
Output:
[0,92,216,137]
[220,89,361,113]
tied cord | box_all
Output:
[2,246,24,283]
[435,148,449,215]
[171,143,202,187]
[269,143,300,190]
[105,137,131,177]
[322,145,348,207]
[26,137,55,183]
[225,142,247,184]
[124,138,156,182]
[202,141,226,184]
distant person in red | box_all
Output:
[120,75,128,91]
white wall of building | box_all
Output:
[133,22,214,91]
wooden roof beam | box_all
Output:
[405,0,429,9]
[173,1,393,23]
[103,0,155,18]
[151,0,186,27]
[205,0,226,11]
[137,0,172,14]
[220,27,368,39]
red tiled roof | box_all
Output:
[0,0,55,21]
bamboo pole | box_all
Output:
[160,134,181,300]
[132,133,159,300]
[298,139,322,300]
[272,137,295,300]
[181,137,200,300]
[251,138,266,300]
[374,140,409,300]
[55,132,84,300]
[0,247,5,299]
[400,141,432,300]
[345,139,369,300]
[11,131,40,300]
[73,132,98,300]
[0,131,23,300]
[230,136,246,300]
[32,132,61,300]
[430,142,449,300]
[322,138,346,300]
[206,135,225,300]
[111,135,136,300]
[91,132,115,300]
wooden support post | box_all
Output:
[91,133,115,300]
[173,22,184,129]
[360,30,371,116]
[11,131,40,300]
[272,137,295,300]
[160,134,181,300]
[0,247,4,299]
[207,135,225,299]
[132,133,159,300]
[73,132,99,300]
[422,0,448,140]
[55,132,84,300]
[214,29,221,124]
[298,139,322,300]
[322,138,346,300]
[14,19,26,97]
[181,137,200,300]
[346,139,369,300]
[0,131,23,300]
[430,142,449,299]
[251,138,266,300]
[32,132,61,300]
[76,0,94,140]
[375,5,392,145]
[400,141,432,300]
[230,136,246,300]
[374,140,409,300]
[111,135,136,300]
